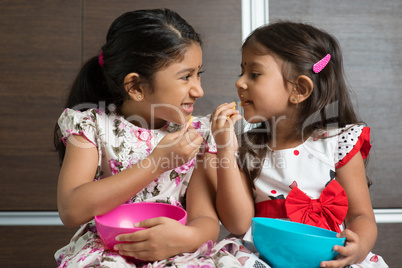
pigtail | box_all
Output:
[65,56,114,110]
[54,9,203,166]
[53,55,111,165]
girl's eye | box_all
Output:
[238,73,244,77]
[197,70,205,77]
[251,73,260,78]
[181,74,191,80]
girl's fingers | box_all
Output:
[320,258,348,268]
[134,217,166,228]
[115,229,146,243]
[213,109,240,122]
[227,113,242,123]
[333,245,350,258]
[116,241,148,258]
[185,128,203,147]
[212,103,228,116]
[337,229,358,243]
[213,102,237,118]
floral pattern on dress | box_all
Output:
[56,108,246,267]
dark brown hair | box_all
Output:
[54,9,202,164]
[237,21,368,186]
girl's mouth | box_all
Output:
[239,96,253,107]
[181,103,194,114]
[241,100,253,106]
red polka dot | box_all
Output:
[271,190,277,194]
[294,150,299,156]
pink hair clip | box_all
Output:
[99,52,104,67]
[313,54,331,73]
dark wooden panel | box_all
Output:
[0,1,81,210]
[83,0,242,115]
[372,223,402,267]
[0,0,241,211]
[270,0,402,208]
[0,225,78,267]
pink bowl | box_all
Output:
[95,203,187,250]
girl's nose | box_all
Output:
[191,80,204,99]
[235,75,246,91]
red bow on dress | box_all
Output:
[285,180,348,232]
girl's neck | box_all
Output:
[267,120,304,150]
[119,101,166,129]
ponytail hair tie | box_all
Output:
[313,54,331,73]
[99,52,104,67]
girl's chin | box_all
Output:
[244,116,264,125]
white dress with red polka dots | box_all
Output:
[240,124,388,267]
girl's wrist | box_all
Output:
[217,147,238,157]
[182,226,200,251]
[182,223,217,252]
[217,149,238,168]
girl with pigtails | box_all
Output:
[54,8,245,268]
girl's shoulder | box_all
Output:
[301,124,370,169]
[58,107,107,121]
[319,124,371,169]
[57,108,111,146]
[334,124,371,169]
[58,108,112,129]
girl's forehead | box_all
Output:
[159,43,202,70]
[175,44,202,65]
[241,50,277,67]
[157,44,202,74]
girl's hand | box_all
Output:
[320,229,361,268]
[150,125,203,172]
[114,217,191,261]
[211,102,242,151]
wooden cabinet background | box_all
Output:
[270,0,402,209]
[0,0,241,212]
[0,1,241,266]
[270,1,402,266]
[0,0,400,267]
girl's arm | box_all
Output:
[58,135,160,227]
[184,152,221,247]
[114,152,220,261]
[212,103,255,235]
[58,129,203,227]
[215,146,254,234]
[321,151,377,267]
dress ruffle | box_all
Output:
[334,124,371,169]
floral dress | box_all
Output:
[236,124,388,268]
[55,108,243,268]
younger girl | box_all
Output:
[54,9,242,267]
[212,21,388,267]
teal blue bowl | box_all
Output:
[251,218,345,268]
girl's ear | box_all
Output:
[124,73,144,101]
[290,75,314,104]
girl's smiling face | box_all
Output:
[123,43,204,129]
[236,46,293,124]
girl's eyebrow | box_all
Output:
[177,68,194,75]
[176,65,203,75]
[241,61,264,68]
